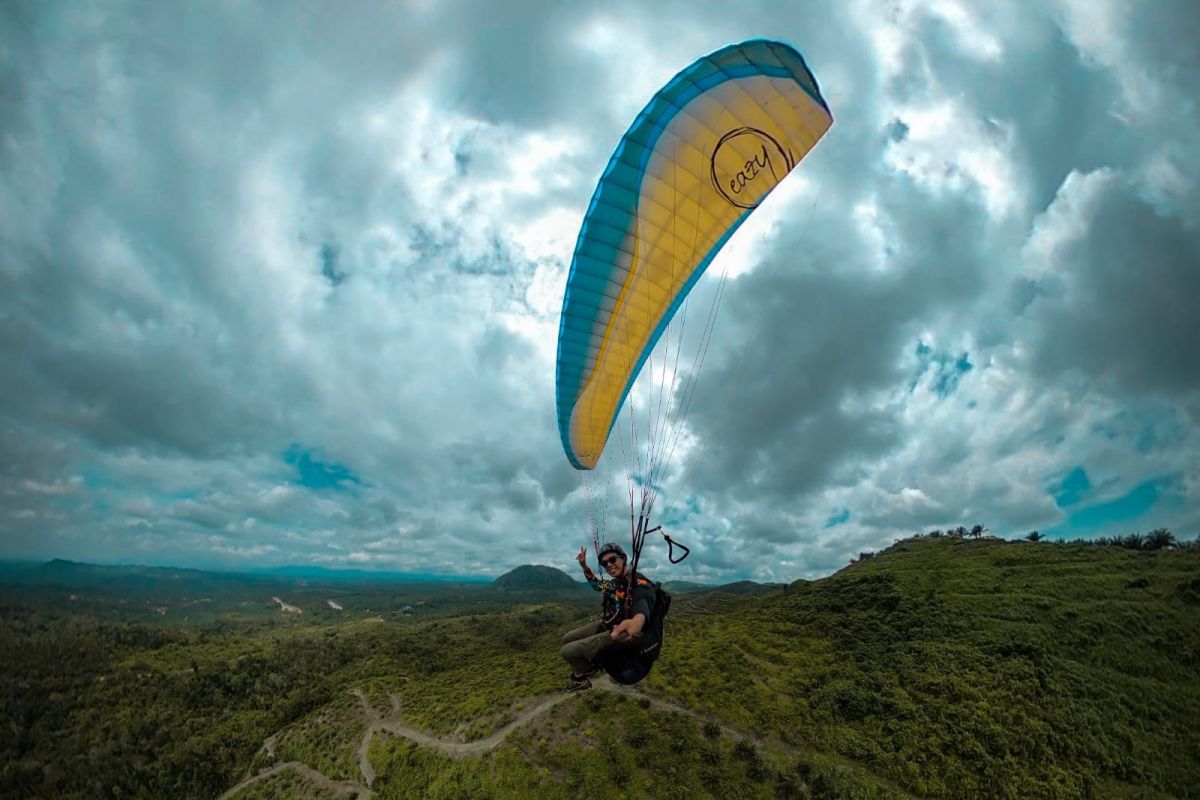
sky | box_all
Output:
[1,0,1198,582]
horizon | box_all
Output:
[2,2,1197,583]
[5,525,1194,587]
[0,553,765,585]
[0,553,770,586]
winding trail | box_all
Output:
[371,691,572,757]
[216,760,367,800]
[599,680,754,743]
[347,686,574,791]
[221,679,652,798]
[221,677,910,799]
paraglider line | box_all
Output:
[663,193,820,518]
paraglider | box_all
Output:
[560,542,659,691]
[555,39,832,687]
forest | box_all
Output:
[2,534,1198,799]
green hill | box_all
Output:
[711,579,784,596]
[656,536,1200,798]
[493,564,580,590]
[662,579,713,594]
[3,536,1197,799]
[660,579,783,597]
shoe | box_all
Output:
[565,675,593,692]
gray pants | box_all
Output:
[559,620,615,674]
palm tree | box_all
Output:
[1122,533,1146,550]
[1145,528,1176,550]
[1026,531,1043,542]
[969,524,988,539]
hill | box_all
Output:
[661,579,782,596]
[710,579,783,596]
[492,564,579,590]
[660,579,711,594]
[659,536,1200,798]
[3,536,1197,799]
[0,559,550,623]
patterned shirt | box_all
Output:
[581,564,655,628]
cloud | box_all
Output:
[1,0,1198,581]
[1022,171,1200,396]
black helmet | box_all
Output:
[597,542,627,560]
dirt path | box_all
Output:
[348,686,571,789]
[376,692,572,756]
[598,681,757,743]
[224,679,764,798]
[353,690,380,789]
[221,677,912,800]
[355,680,761,758]
[216,761,368,800]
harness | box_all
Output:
[599,572,653,627]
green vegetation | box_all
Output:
[493,564,586,591]
[0,582,583,799]
[660,536,1200,799]
[2,537,1197,799]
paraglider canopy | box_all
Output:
[555,38,832,476]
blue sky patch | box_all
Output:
[910,341,973,397]
[825,508,850,528]
[285,445,361,491]
[1052,466,1091,507]
[630,473,667,496]
[320,243,345,286]
[1045,477,1166,539]
[886,118,909,142]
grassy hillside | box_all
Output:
[3,538,1197,799]
[655,537,1200,799]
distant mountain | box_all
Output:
[660,580,712,594]
[492,564,579,590]
[0,559,488,588]
[661,579,782,596]
[710,580,784,596]
[7,559,269,591]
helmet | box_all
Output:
[597,542,627,561]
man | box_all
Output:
[560,541,656,691]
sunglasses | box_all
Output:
[600,556,623,566]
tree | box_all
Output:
[969,524,988,539]
[1026,531,1043,542]
[1145,529,1176,550]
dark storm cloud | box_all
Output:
[1025,177,1200,396]
[418,1,595,126]
[683,159,997,503]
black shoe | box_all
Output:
[565,675,593,692]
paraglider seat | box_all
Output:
[601,647,656,686]
[599,582,671,686]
